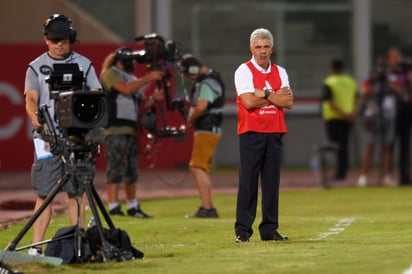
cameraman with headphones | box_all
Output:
[100,47,164,218]
[25,14,102,256]
[178,54,225,218]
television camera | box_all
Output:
[132,34,189,143]
[367,57,412,113]
[4,63,140,263]
[40,63,108,157]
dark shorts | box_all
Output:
[31,155,77,197]
[103,135,138,184]
[361,116,396,145]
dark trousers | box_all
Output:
[396,103,412,183]
[235,132,283,239]
[325,119,352,178]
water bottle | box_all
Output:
[310,153,321,184]
[87,216,96,228]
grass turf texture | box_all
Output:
[1,186,412,274]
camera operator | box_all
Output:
[177,54,225,218]
[100,47,164,218]
[358,50,402,187]
[24,14,102,256]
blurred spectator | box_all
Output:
[321,59,359,180]
[358,53,398,187]
[387,48,412,186]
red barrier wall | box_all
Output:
[0,43,192,171]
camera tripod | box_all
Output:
[4,142,122,263]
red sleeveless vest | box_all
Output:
[236,61,287,134]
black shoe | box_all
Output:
[261,231,289,241]
[127,207,153,218]
[235,235,249,243]
[109,205,125,216]
[399,178,412,185]
[186,207,219,218]
[334,173,346,180]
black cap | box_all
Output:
[45,20,71,40]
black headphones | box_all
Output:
[179,54,201,75]
[114,47,135,73]
[43,14,77,44]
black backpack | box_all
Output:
[44,225,91,264]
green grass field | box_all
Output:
[1,186,412,274]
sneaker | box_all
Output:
[28,247,42,256]
[358,175,368,187]
[382,175,397,187]
[127,207,153,218]
[185,207,219,218]
[109,205,125,216]
[235,235,249,243]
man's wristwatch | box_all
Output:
[264,89,271,99]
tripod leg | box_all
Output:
[89,182,115,230]
[74,195,84,260]
[84,184,118,262]
[5,172,71,251]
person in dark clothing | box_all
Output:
[387,48,412,185]
[321,59,359,180]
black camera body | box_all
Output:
[56,91,107,129]
[39,63,108,157]
[134,33,182,65]
[45,63,108,130]
[46,63,85,100]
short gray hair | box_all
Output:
[250,28,274,47]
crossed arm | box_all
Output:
[239,86,294,110]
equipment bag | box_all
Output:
[85,226,144,262]
[44,225,91,264]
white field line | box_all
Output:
[403,264,412,274]
[310,217,356,241]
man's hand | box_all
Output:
[187,99,208,128]
[267,87,293,109]
[152,88,165,101]
[143,88,165,110]
[31,117,43,132]
[344,112,357,122]
[144,70,164,82]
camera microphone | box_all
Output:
[85,127,105,143]
[135,33,160,42]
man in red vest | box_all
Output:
[234,28,293,243]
